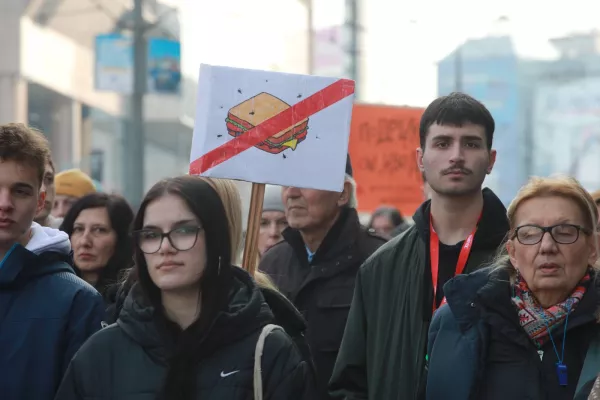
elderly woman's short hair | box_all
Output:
[492,175,599,277]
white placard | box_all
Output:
[189,64,355,192]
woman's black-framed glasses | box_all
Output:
[513,224,591,245]
[133,226,203,254]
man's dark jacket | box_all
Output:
[259,207,386,400]
[329,188,509,400]
[0,223,105,400]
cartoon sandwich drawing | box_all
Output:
[225,92,309,154]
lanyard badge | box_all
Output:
[540,301,573,387]
[556,363,568,386]
[429,212,481,313]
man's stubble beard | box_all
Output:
[428,169,487,198]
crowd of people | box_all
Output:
[1,91,600,399]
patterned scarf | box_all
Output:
[511,270,590,348]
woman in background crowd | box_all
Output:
[205,179,278,286]
[258,184,288,257]
[60,193,134,315]
[56,176,313,399]
[368,206,410,239]
[427,176,600,400]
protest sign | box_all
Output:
[189,64,355,192]
[189,64,355,270]
[349,104,424,216]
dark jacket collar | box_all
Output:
[0,244,73,289]
[442,267,497,330]
[282,207,361,265]
[117,266,275,363]
[444,267,600,332]
[413,188,509,250]
[260,286,307,335]
[413,188,509,322]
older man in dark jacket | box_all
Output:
[259,156,386,400]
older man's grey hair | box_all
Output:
[345,174,358,209]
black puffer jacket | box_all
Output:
[55,267,315,400]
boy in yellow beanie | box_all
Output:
[52,169,96,218]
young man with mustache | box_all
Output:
[330,93,510,399]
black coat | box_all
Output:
[259,207,386,400]
[55,267,315,400]
[427,267,600,400]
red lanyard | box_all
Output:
[430,212,481,312]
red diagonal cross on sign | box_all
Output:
[189,78,355,175]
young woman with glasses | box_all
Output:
[426,176,600,400]
[55,176,314,400]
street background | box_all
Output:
[1,0,599,223]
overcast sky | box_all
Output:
[181,0,599,106]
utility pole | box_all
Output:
[346,0,359,98]
[123,0,147,208]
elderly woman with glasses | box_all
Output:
[426,176,600,400]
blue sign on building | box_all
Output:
[95,34,181,95]
[95,33,134,94]
[437,48,523,205]
[148,38,181,94]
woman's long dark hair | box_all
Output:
[60,193,134,295]
[130,176,233,400]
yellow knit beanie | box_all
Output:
[55,169,96,198]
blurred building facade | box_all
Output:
[0,0,190,194]
[530,32,600,192]
[0,0,310,200]
[438,30,600,203]
[312,25,349,78]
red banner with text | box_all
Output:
[349,104,424,216]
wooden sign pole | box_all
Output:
[242,183,266,275]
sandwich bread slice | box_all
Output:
[226,92,309,154]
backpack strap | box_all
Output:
[576,326,600,394]
[254,324,285,400]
